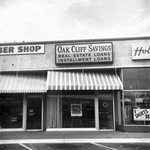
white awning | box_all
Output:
[47,71,123,90]
[0,73,47,93]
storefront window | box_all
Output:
[124,91,150,125]
[47,91,95,129]
[123,68,150,125]
[62,96,95,128]
[0,94,23,129]
[123,68,150,90]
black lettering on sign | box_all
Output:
[18,46,23,52]
[35,46,41,51]
[134,47,150,56]
[18,46,42,53]
[9,47,14,53]
[0,47,14,53]
[57,46,70,53]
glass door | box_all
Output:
[26,98,42,130]
[99,93,114,130]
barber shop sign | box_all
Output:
[0,44,45,55]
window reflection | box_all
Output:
[0,95,23,129]
[124,91,150,125]
[123,68,150,125]
[62,96,95,128]
[123,68,150,90]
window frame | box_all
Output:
[122,67,150,126]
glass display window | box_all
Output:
[123,68,150,126]
[62,96,95,128]
[124,91,150,125]
[123,68,150,90]
[0,94,23,129]
[47,91,95,129]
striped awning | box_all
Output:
[47,71,123,90]
[0,73,47,93]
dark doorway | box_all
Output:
[99,96,114,130]
[27,98,42,130]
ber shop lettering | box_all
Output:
[55,43,113,64]
[0,44,44,55]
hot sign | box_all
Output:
[132,43,150,60]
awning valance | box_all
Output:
[0,73,47,93]
[47,71,123,90]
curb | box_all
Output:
[1,138,150,144]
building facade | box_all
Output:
[0,37,150,132]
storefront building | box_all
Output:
[0,37,150,132]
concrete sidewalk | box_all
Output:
[0,131,150,144]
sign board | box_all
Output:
[132,43,150,60]
[0,44,45,55]
[133,109,150,121]
[55,43,113,64]
[71,104,82,117]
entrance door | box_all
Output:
[27,98,42,130]
[99,97,114,130]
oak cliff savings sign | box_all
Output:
[55,43,113,64]
[0,44,44,55]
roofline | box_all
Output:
[1,64,150,73]
[0,36,150,45]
